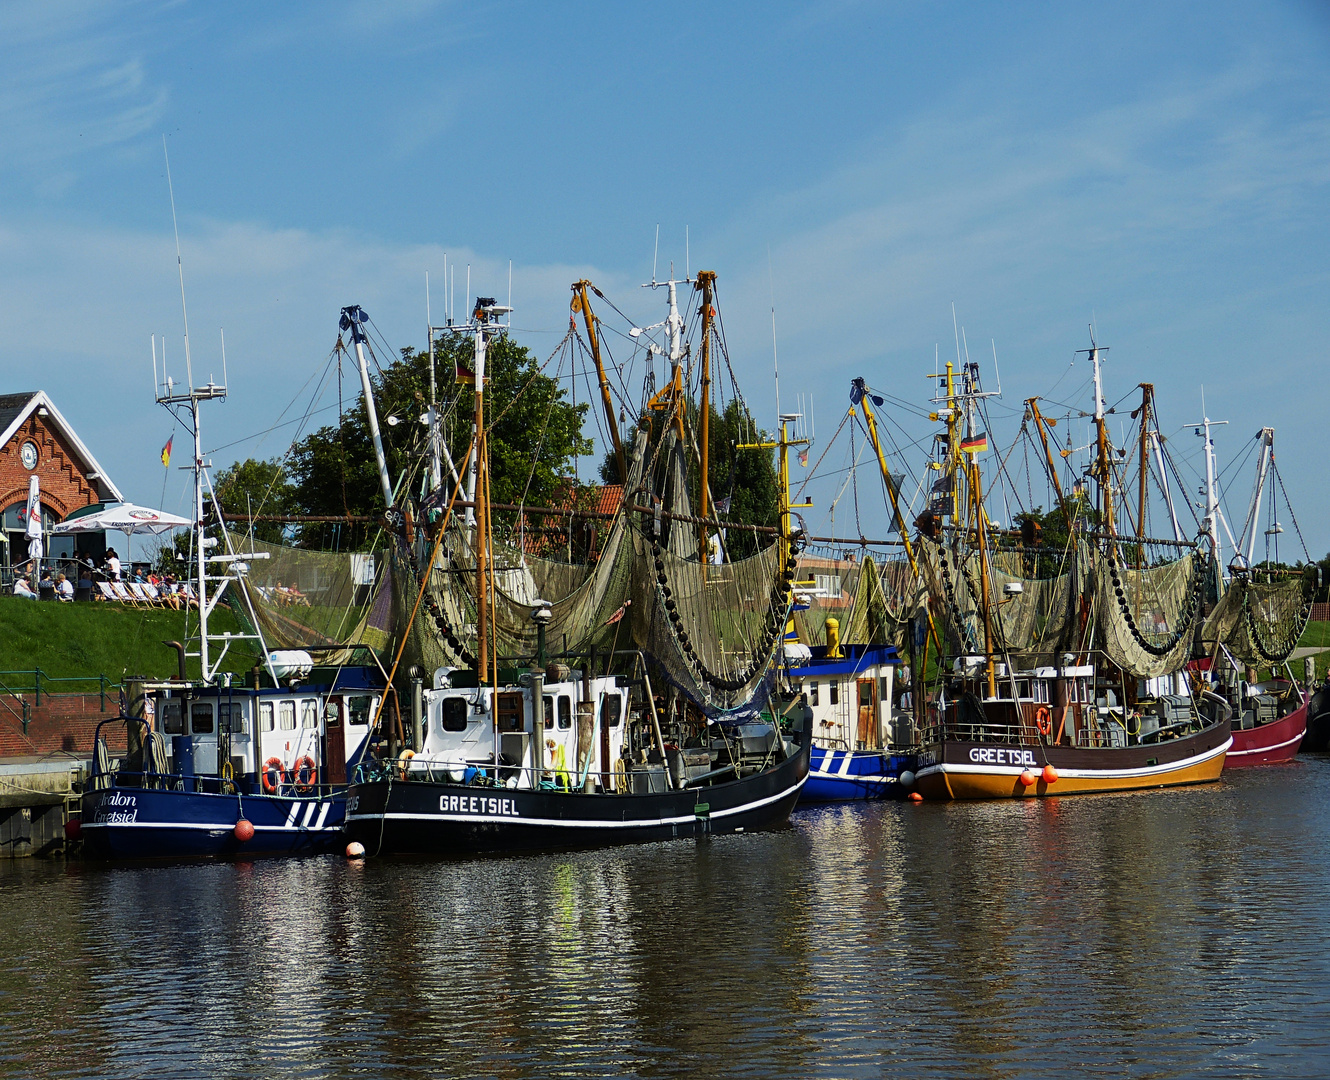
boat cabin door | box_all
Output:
[856,678,877,750]
[324,699,346,784]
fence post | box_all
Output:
[22,699,30,736]
[34,668,41,707]
[100,674,107,713]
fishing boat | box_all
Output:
[345,278,809,855]
[910,337,1230,800]
[1194,424,1312,766]
[79,318,388,859]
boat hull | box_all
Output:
[913,721,1231,800]
[801,746,916,802]
[345,739,810,856]
[80,785,345,860]
[1227,701,1307,766]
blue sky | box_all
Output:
[2,1,1328,560]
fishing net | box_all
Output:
[224,532,394,656]
[1201,573,1311,665]
[1092,548,1201,677]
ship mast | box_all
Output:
[695,271,717,564]
[572,281,626,485]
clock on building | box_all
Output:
[19,442,38,471]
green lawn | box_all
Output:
[0,597,263,690]
[1298,620,1330,681]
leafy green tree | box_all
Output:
[212,458,297,544]
[287,331,592,548]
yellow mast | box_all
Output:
[1026,398,1071,525]
[571,281,626,485]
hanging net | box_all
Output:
[1201,573,1311,665]
[1092,547,1201,677]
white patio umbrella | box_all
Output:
[24,475,42,565]
[51,502,194,559]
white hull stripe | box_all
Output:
[809,770,897,784]
[915,738,1231,782]
[1228,730,1303,757]
[81,821,339,833]
[348,775,808,830]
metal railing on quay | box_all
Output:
[0,669,117,710]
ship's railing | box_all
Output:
[91,764,345,799]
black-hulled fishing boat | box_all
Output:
[346,279,810,855]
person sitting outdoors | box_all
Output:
[55,573,74,602]
[76,567,94,602]
[13,576,37,600]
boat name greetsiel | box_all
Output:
[967,747,1038,766]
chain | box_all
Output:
[1105,544,1202,657]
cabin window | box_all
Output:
[858,681,873,707]
[301,700,319,729]
[279,701,296,731]
[259,702,274,732]
[346,696,373,727]
[829,681,839,706]
[324,701,342,727]
[601,693,622,728]
[190,703,214,735]
[810,682,819,706]
[1017,680,1031,700]
[496,693,524,733]
[161,699,184,735]
[219,703,244,733]
[440,697,469,732]
[543,695,554,729]
[558,696,572,730]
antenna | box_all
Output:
[686,226,690,280]
[466,265,471,314]
[952,303,962,368]
[163,136,193,391]
[653,225,660,284]
[508,260,512,323]
[449,264,455,326]
[152,334,158,397]
[990,339,1002,396]
[219,328,227,388]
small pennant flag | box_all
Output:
[798,448,809,466]
[714,496,732,514]
[161,435,173,468]
[456,358,476,384]
[960,431,988,455]
[604,599,631,626]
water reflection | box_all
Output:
[2,762,1330,1078]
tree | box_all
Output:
[212,458,297,544]
[286,331,592,548]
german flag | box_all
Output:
[960,431,988,454]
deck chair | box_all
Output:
[179,582,200,609]
[127,583,158,606]
[111,582,140,605]
[96,581,119,603]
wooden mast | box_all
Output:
[695,271,716,565]
[572,281,626,484]
[1135,383,1153,568]
[1026,398,1072,526]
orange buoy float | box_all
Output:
[1042,764,1059,784]
[234,818,255,842]
[1019,769,1038,787]
[346,841,366,858]
[908,791,924,803]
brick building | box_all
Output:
[0,392,122,568]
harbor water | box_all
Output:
[4,760,1330,1079]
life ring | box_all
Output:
[613,757,628,795]
[291,755,318,793]
[261,757,286,794]
[397,748,415,780]
[1034,706,1052,737]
